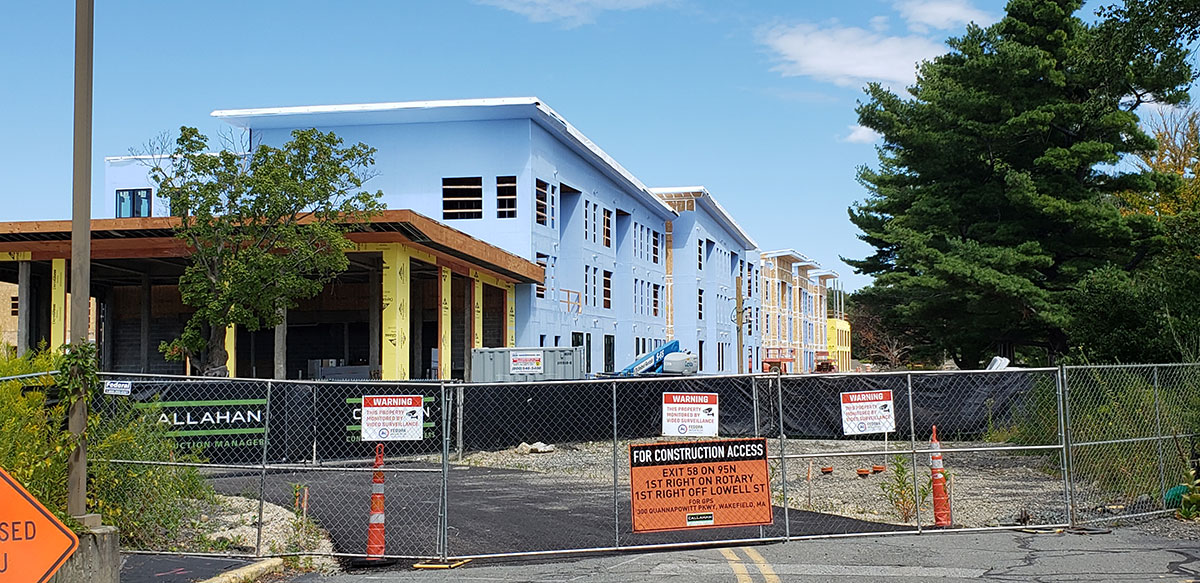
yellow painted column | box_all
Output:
[51,258,67,349]
[439,266,452,380]
[380,244,412,380]
[472,277,483,349]
[505,283,516,347]
[224,324,237,377]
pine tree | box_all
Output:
[847,0,1192,368]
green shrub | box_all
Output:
[0,348,72,521]
[0,346,213,546]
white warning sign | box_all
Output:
[840,390,895,436]
[661,392,719,437]
[361,395,424,441]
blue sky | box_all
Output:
[0,0,1012,289]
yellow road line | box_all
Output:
[741,547,781,583]
[719,548,753,583]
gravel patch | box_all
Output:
[419,437,1071,529]
[188,495,339,572]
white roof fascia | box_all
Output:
[211,97,677,221]
[211,97,543,123]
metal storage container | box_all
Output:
[469,347,585,382]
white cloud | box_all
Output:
[843,125,882,143]
[893,0,993,33]
[760,23,945,89]
[869,15,890,32]
[476,0,672,27]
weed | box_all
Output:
[879,455,929,522]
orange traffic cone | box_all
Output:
[367,444,387,558]
[929,426,951,527]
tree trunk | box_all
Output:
[202,325,229,377]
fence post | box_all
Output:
[612,380,620,548]
[1151,366,1168,511]
[775,372,789,540]
[456,385,464,462]
[255,379,273,557]
[1060,365,1078,527]
[907,373,921,533]
[1054,365,1073,527]
[440,382,451,561]
[752,375,760,437]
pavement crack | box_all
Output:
[1166,548,1200,577]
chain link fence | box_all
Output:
[84,363,1200,563]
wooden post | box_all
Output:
[68,0,95,521]
[274,308,287,380]
[16,261,31,356]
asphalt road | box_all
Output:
[286,526,1200,582]
[209,463,902,558]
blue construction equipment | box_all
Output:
[604,340,697,377]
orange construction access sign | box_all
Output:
[0,468,79,583]
[629,438,772,533]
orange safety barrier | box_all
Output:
[929,425,951,527]
[367,443,386,559]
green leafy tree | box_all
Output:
[846,0,1192,369]
[148,127,384,375]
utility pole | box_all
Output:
[736,275,744,374]
[68,0,96,525]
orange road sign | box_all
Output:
[0,468,79,583]
[630,438,772,533]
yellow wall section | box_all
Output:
[439,266,452,379]
[224,324,237,377]
[50,258,66,349]
[470,274,484,349]
[826,318,852,372]
[505,283,516,347]
[380,244,412,380]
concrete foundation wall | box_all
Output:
[48,526,119,583]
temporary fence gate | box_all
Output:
[82,364,1199,562]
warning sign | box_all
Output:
[629,438,772,533]
[840,390,895,436]
[661,392,719,437]
[0,467,78,583]
[360,395,424,441]
[509,350,544,374]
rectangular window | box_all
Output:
[603,209,612,248]
[535,179,549,225]
[591,203,599,243]
[9,296,17,317]
[442,177,483,219]
[602,270,612,309]
[697,240,704,270]
[604,335,615,373]
[535,253,548,299]
[652,231,660,264]
[116,188,152,218]
[496,175,517,218]
[652,284,660,317]
[698,289,704,320]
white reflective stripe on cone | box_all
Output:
[372,484,385,494]
[369,513,386,524]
